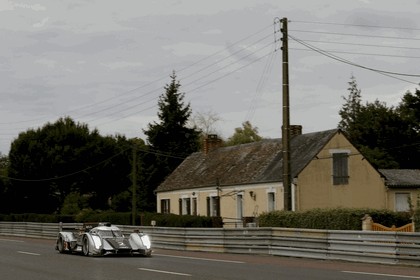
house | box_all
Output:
[155,127,420,227]
[378,169,420,212]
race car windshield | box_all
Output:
[98,230,123,238]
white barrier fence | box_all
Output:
[1,222,420,266]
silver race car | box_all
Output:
[55,223,152,257]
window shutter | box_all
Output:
[215,196,220,217]
[333,153,349,185]
[206,197,210,217]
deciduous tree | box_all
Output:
[225,121,262,146]
[7,117,132,213]
[338,77,419,168]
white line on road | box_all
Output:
[342,271,420,279]
[154,253,245,264]
[0,238,24,243]
[138,268,191,277]
[17,251,41,256]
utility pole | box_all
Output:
[281,17,292,211]
[131,144,137,225]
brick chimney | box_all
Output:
[290,125,302,138]
[203,134,222,154]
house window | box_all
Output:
[332,152,349,185]
[206,196,220,217]
[160,199,170,214]
[268,192,275,212]
[179,198,191,215]
[395,193,410,212]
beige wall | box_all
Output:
[296,132,387,211]
[387,188,420,212]
[156,182,283,226]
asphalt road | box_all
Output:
[1,236,420,280]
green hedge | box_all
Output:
[0,213,74,223]
[413,208,420,232]
[1,208,413,230]
[0,211,223,228]
[258,208,412,230]
[74,210,222,227]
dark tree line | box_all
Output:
[0,73,201,214]
[338,76,420,169]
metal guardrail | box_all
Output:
[1,222,420,266]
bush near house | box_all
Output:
[258,208,412,230]
[1,209,413,230]
[413,208,420,232]
[0,211,223,228]
[75,211,222,227]
[0,213,74,223]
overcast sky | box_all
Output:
[1,0,419,155]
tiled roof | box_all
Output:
[379,169,420,187]
[156,129,338,192]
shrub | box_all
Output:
[258,208,412,230]
[0,211,223,228]
[141,212,222,228]
[0,213,74,223]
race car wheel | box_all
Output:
[82,236,89,256]
[57,236,65,253]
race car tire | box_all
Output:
[57,235,65,253]
[82,235,90,256]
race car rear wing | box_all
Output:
[58,222,112,232]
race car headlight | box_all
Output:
[92,235,102,250]
[140,235,151,249]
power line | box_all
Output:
[290,47,420,60]
[1,147,130,182]
[0,24,274,127]
[182,41,275,91]
[293,39,420,52]
[77,35,276,127]
[179,33,273,83]
[289,34,420,85]
[0,143,189,182]
[61,22,420,126]
[184,50,275,95]
[177,24,273,74]
[290,29,420,42]
[77,33,275,122]
[83,38,275,128]
[0,28,275,159]
[94,47,276,128]
[291,20,420,32]
[245,45,278,122]
[76,19,420,127]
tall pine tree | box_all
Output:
[338,75,362,142]
[143,72,201,208]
